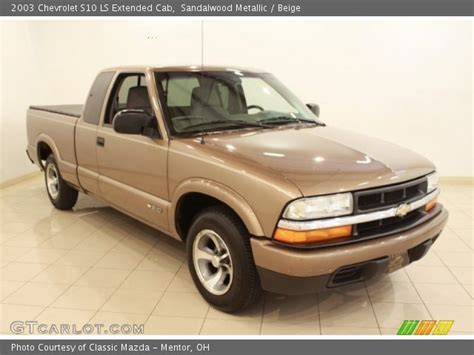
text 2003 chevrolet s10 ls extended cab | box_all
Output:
[26,66,448,312]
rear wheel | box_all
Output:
[186,206,262,313]
[44,155,78,210]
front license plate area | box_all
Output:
[388,251,409,273]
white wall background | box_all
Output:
[1,19,472,184]
[0,20,202,183]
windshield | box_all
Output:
[155,70,323,135]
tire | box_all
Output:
[44,154,78,210]
[186,206,262,313]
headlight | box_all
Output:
[283,193,353,220]
[427,172,439,193]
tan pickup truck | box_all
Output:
[26,66,448,312]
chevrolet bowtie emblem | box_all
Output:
[395,203,411,217]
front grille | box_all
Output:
[354,177,427,213]
[353,208,425,239]
[274,175,439,250]
[351,177,430,240]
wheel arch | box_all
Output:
[35,134,80,188]
[35,135,60,169]
[170,179,265,241]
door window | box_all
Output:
[104,73,150,125]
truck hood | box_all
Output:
[199,126,435,196]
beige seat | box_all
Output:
[191,86,228,118]
[127,86,152,115]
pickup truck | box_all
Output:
[26,66,448,312]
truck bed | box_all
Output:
[29,104,84,118]
[26,105,82,186]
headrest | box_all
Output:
[127,86,150,110]
[192,86,223,108]
[191,87,208,107]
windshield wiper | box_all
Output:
[258,116,324,126]
[181,119,271,133]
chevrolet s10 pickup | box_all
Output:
[26,66,448,312]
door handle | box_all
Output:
[97,137,105,147]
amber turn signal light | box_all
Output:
[274,225,352,244]
[425,198,437,212]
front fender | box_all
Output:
[169,178,266,238]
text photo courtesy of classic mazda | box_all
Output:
[25,66,448,312]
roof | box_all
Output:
[101,65,268,74]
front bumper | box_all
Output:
[251,207,448,295]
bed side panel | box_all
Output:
[26,108,80,187]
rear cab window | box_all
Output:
[82,71,115,125]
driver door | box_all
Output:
[96,72,170,231]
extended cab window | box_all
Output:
[104,73,151,125]
[83,71,115,125]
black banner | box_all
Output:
[1,0,473,16]
[0,339,473,355]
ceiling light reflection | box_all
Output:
[356,155,372,164]
[263,152,285,158]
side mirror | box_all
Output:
[306,103,320,117]
[113,110,154,135]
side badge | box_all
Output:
[147,203,162,213]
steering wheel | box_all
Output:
[247,105,264,112]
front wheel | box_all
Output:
[186,207,262,313]
[44,155,78,210]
